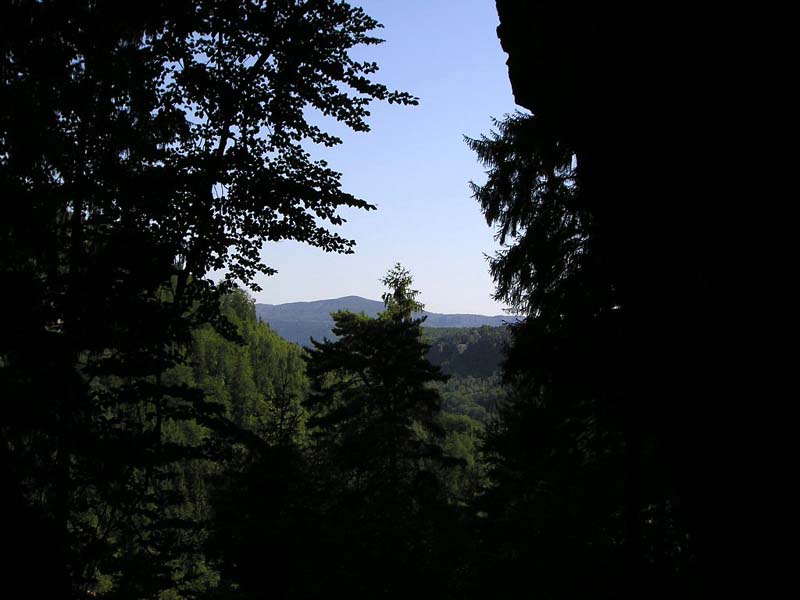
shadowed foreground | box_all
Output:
[1,1,742,598]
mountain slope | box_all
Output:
[255,296,517,347]
[424,326,510,378]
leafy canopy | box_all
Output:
[1,1,416,596]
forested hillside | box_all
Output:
[253,301,513,426]
[423,325,509,425]
[200,282,491,597]
[151,290,309,596]
[188,291,309,443]
[425,325,510,377]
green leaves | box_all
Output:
[2,2,411,596]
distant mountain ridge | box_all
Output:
[255,296,517,347]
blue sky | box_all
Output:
[252,0,520,315]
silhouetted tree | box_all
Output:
[1,1,415,595]
[461,2,728,597]
[298,264,458,599]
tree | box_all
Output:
[467,107,705,600]
[306,264,445,488]
[298,265,457,599]
[181,288,310,599]
[1,1,415,595]
[462,2,722,596]
[380,262,425,320]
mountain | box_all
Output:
[255,296,517,347]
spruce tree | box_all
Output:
[302,264,453,598]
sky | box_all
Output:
[251,0,521,315]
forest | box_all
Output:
[2,1,730,598]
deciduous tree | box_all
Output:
[1,1,414,595]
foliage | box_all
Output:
[463,6,707,591]
[424,325,510,378]
[466,111,584,315]
[295,266,460,599]
[1,1,716,597]
[1,1,412,596]
[380,262,425,321]
[433,375,505,423]
[185,290,311,599]
[305,266,448,501]
[191,290,308,444]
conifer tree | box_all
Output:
[301,264,454,598]
[306,264,445,491]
